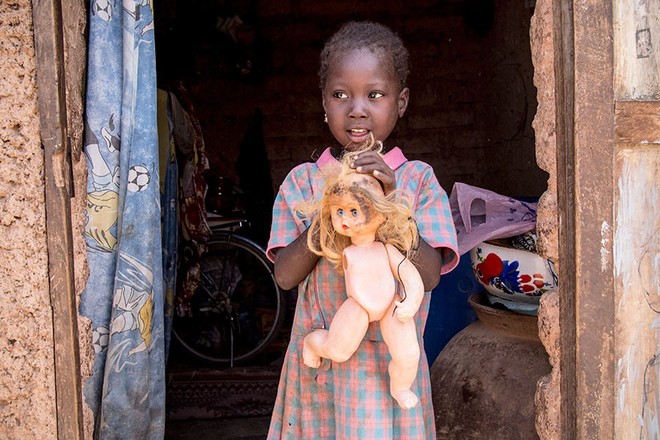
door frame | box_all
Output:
[32,0,85,438]
[554,0,616,437]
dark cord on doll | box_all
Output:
[392,258,408,317]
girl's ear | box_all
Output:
[398,87,410,118]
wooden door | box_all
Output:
[556,0,659,438]
[612,1,660,438]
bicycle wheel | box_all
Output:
[173,232,285,365]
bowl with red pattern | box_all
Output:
[469,240,558,305]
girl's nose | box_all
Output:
[348,99,368,119]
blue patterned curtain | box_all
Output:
[80,0,167,438]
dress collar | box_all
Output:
[316,147,407,170]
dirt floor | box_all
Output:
[165,416,271,440]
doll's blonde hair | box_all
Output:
[305,141,419,272]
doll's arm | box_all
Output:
[273,228,320,290]
[385,243,424,323]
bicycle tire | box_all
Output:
[172,232,285,364]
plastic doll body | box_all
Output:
[343,242,395,320]
[302,172,424,409]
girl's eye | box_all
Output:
[337,208,344,216]
[369,91,384,99]
[333,91,348,99]
[351,209,359,217]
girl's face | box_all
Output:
[322,48,409,150]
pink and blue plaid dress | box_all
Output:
[266,147,459,440]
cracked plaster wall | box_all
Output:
[0,0,57,438]
[530,0,561,438]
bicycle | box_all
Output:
[171,214,286,367]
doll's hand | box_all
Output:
[394,299,417,323]
[351,151,396,195]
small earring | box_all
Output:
[324,113,328,123]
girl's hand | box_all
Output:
[351,151,396,195]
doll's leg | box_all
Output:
[302,297,369,368]
[380,304,420,409]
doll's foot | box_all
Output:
[302,336,321,368]
[391,389,419,409]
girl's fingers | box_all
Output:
[351,151,384,169]
[352,152,396,193]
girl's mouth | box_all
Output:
[347,128,370,143]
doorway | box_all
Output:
[153,0,547,436]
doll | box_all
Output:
[301,144,424,409]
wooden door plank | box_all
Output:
[31,0,84,438]
[615,101,660,144]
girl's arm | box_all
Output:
[412,237,443,292]
[272,228,320,290]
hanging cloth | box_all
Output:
[157,88,178,361]
[80,1,165,438]
[169,83,212,318]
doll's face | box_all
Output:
[328,174,384,241]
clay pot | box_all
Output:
[430,292,551,440]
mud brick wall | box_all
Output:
[0,0,57,438]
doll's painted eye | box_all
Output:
[337,208,344,216]
[351,209,359,217]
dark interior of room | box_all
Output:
[156,0,545,436]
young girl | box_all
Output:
[266,21,459,439]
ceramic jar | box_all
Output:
[469,240,558,314]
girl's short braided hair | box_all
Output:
[319,21,410,90]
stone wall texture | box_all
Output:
[530,0,559,266]
[529,0,561,437]
[0,0,57,438]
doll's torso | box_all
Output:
[342,241,395,321]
